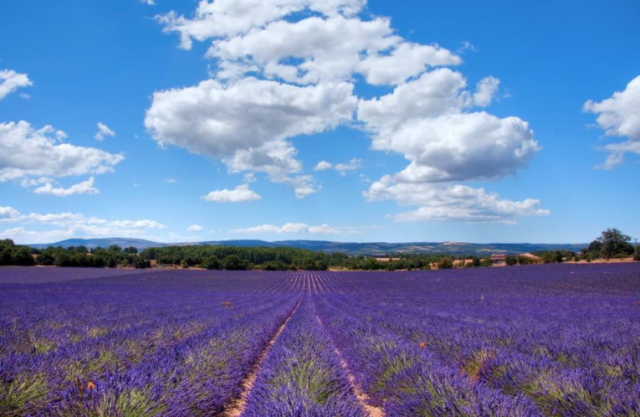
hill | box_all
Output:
[28,238,586,256]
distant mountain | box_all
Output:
[28,238,586,256]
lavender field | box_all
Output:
[1,264,640,416]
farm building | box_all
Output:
[490,254,507,264]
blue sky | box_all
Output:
[1,0,639,244]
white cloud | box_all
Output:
[154,0,543,218]
[314,161,333,171]
[166,178,177,183]
[0,206,21,221]
[315,158,361,174]
[0,228,75,244]
[358,69,471,128]
[473,76,500,107]
[209,16,460,85]
[146,77,355,196]
[202,183,262,203]
[0,121,123,182]
[377,113,539,183]
[94,122,116,142]
[210,16,397,84]
[584,74,640,168]
[457,41,478,54]
[187,224,204,232]
[281,174,318,198]
[357,69,538,183]
[158,0,366,50]
[232,222,345,234]
[365,177,550,224]
[141,0,155,5]
[33,177,99,197]
[307,224,340,234]
[334,158,362,173]
[358,42,461,86]
[0,206,166,244]
[0,69,32,100]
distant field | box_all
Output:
[1,264,639,416]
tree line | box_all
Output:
[0,240,150,268]
[1,228,637,270]
[529,228,639,264]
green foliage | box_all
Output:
[581,228,635,260]
[139,245,489,271]
[0,239,35,266]
[201,255,221,270]
[516,255,538,265]
[505,255,518,266]
[222,255,247,270]
[541,251,564,264]
[436,257,454,269]
[28,245,150,269]
[480,258,493,267]
[597,228,634,259]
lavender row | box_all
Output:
[315,294,538,416]
[243,296,365,417]
[317,264,640,415]
[0,269,301,416]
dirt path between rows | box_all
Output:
[314,305,384,417]
[222,299,301,417]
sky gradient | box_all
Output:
[1,0,639,244]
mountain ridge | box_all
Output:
[27,238,587,256]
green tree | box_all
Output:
[223,255,246,270]
[202,256,221,270]
[597,228,634,259]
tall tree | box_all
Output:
[597,228,633,259]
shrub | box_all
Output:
[436,257,454,269]
[202,256,221,270]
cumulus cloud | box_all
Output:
[202,183,262,203]
[473,76,500,107]
[187,224,204,232]
[365,177,550,224]
[209,16,460,85]
[0,69,32,100]
[158,0,366,50]
[0,121,123,182]
[358,70,538,183]
[358,42,461,86]
[584,75,640,168]
[358,68,471,128]
[153,0,544,218]
[94,122,116,142]
[375,112,539,183]
[146,78,354,196]
[32,177,99,197]
[0,206,166,244]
